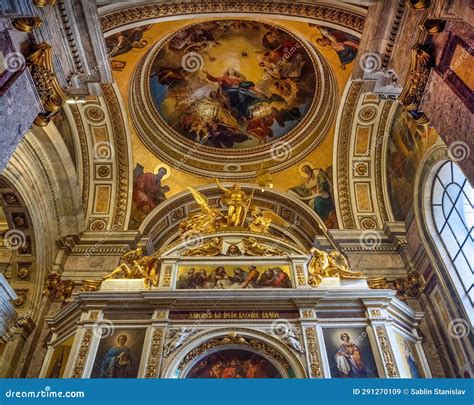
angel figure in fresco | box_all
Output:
[335,333,367,377]
[312,25,359,70]
[288,164,337,228]
[102,247,160,289]
[247,206,290,234]
[99,335,133,378]
[180,187,225,238]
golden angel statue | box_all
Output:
[180,187,225,238]
[307,247,363,287]
[102,247,160,289]
[216,179,250,227]
[183,237,223,256]
[247,206,290,234]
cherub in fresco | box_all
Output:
[312,25,359,70]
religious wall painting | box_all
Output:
[394,333,423,378]
[309,23,359,70]
[129,163,171,229]
[45,336,74,378]
[387,106,438,220]
[288,162,337,228]
[186,349,282,378]
[322,327,378,378]
[106,25,153,71]
[176,264,292,289]
[149,20,316,149]
[91,329,146,378]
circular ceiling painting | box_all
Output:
[131,19,337,179]
[148,20,316,149]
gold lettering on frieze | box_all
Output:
[188,311,281,320]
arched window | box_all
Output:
[430,160,474,314]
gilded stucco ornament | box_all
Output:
[181,180,290,239]
[101,247,161,289]
[307,248,364,287]
[27,43,66,126]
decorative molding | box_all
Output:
[304,327,321,377]
[101,84,130,230]
[177,332,290,373]
[145,329,164,378]
[71,329,93,378]
[335,81,363,229]
[375,326,398,377]
[100,2,365,34]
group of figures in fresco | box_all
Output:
[177,265,292,289]
[150,20,316,149]
[187,351,281,378]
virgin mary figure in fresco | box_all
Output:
[335,333,367,377]
[99,335,133,378]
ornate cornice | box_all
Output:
[99,2,365,34]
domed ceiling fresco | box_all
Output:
[105,18,360,230]
[148,20,316,149]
